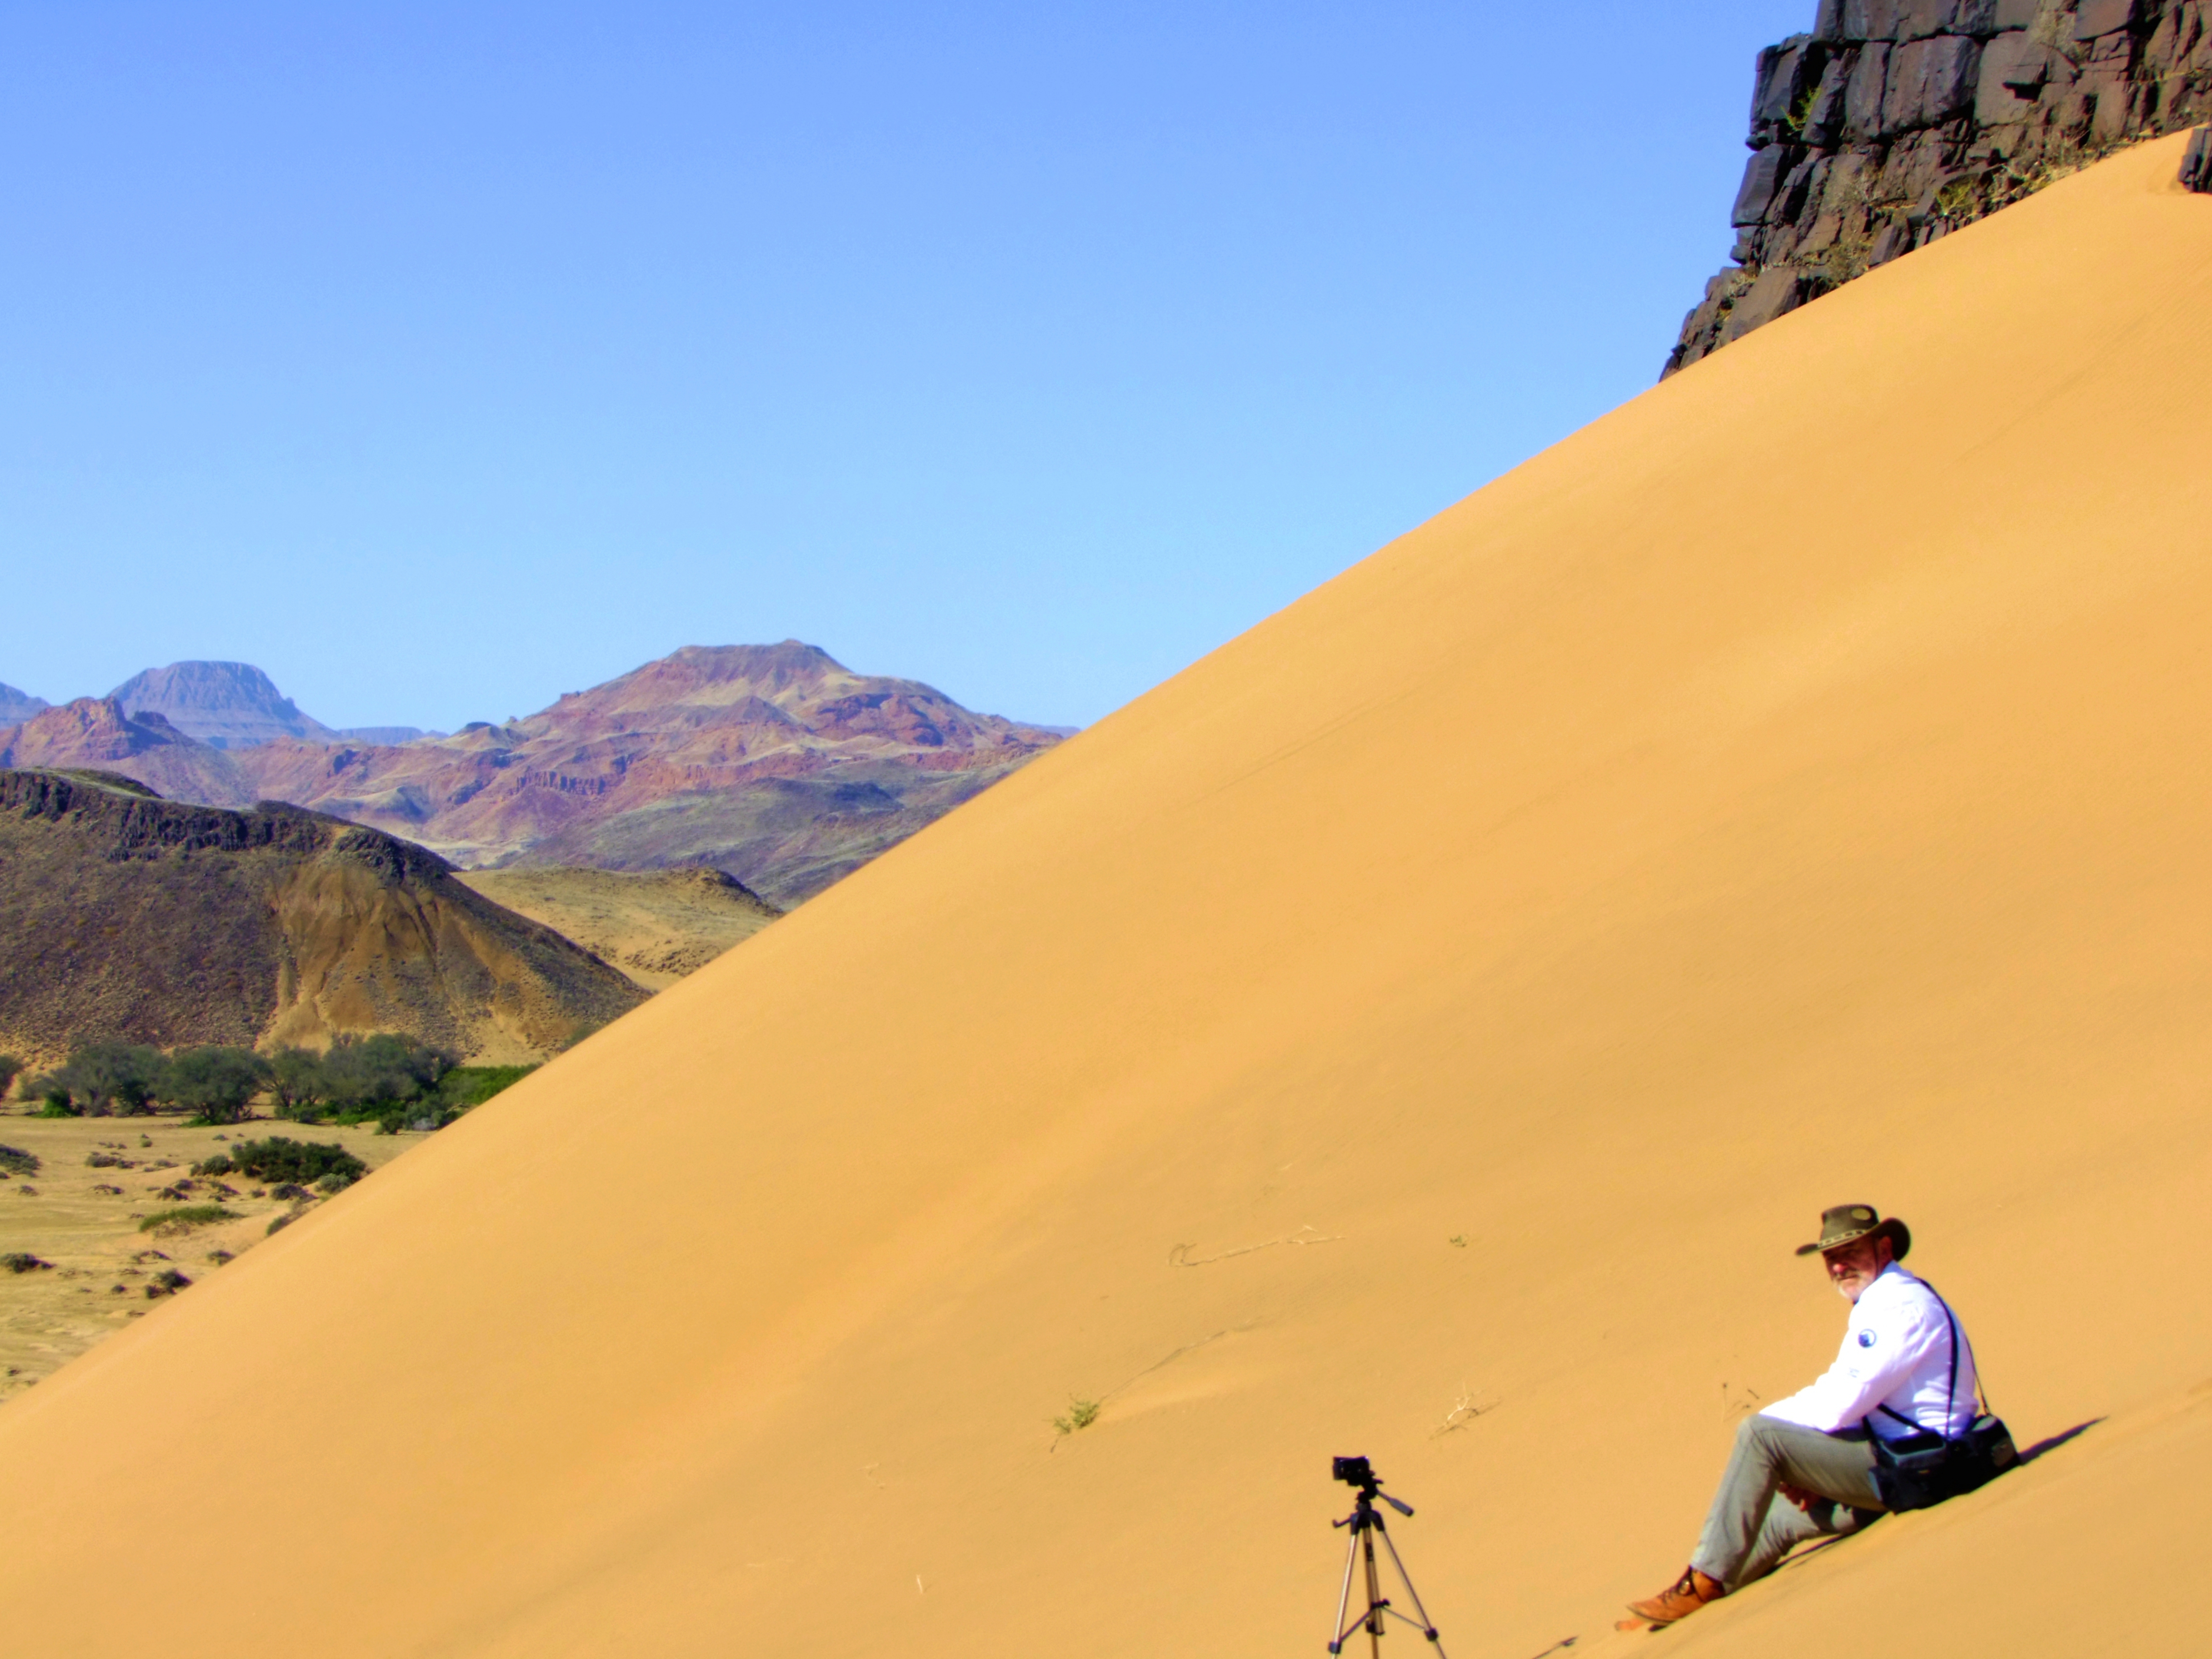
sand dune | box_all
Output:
[1,133,2208,1657]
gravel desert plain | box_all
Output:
[0,132,2208,1658]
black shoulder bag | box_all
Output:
[1866,1285,2018,1512]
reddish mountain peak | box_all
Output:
[533,642,853,724]
[0,698,254,808]
[225,642,1065,900]
[0,697,194,765]
[516,643,1012,749]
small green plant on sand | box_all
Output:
[1052,1397,1103,1436]
[138,1205,239,1234]
[1448,1235,1470,1248]
[0,1144,39,1178]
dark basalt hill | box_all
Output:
[0,770,646,1067]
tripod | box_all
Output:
[1325,1460,1449,1657]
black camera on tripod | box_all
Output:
[1323,1457,1446,1654]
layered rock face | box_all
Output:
[1666,0,2212,375]
[0,769,645,1065]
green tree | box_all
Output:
[319,1034,454,1111]
[165,1047,272,1125]
[51,1044,166,1116]
[266,1047,332,1121]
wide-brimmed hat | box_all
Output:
[1794,1204,1911,1261]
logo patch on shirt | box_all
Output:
[1857,1330,1877,1348]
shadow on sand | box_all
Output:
[2014,1419,2102,1467]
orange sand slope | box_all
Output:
[4,133,2211,1659]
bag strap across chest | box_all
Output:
[1870,1279,1977,1440]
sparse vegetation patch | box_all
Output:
[137,1205,239,1234]
[2,1252,54,1274]
[1052,1397,1103,1436]
[0,1144,39,1178]
[193,1137,366,1189]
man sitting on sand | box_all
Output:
[1626,1204,1981,1628]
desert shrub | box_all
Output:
[191,1153,233,1177]
[371,1101,453,1135]
[0,1144,38,1178]
[2,1252,52,1274]
[166,1047,271,1126]
[1052,1397,1103,1435]
[45,1044,168,1116]
[216,1136,366,1188]
[266,1212,296,1237]
[137,1204,238,1233]
[144,1268,192,1298]
[28,1073,78,1115]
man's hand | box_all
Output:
[1778,1482,1821,1514]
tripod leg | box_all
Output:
[1328,1525,1362,1654]
[1364,1528,1385,1659]
[1373,1522,1449,1656]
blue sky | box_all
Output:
[2,1,1811,731]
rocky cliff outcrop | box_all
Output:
[1667,0,2212,376]
[0,770,645,1065]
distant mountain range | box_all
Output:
[1,661,429,749]
[0,644,1065,906]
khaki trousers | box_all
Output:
[1690,1415,1886,1590]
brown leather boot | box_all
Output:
[1626,1567,1725,1626]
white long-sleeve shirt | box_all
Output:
[1761,1264,1979,1441]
